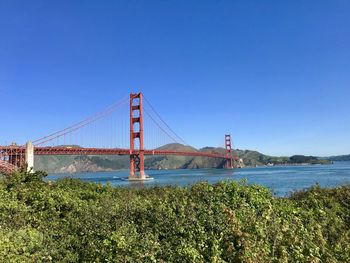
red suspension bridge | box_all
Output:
[0,93,237,180]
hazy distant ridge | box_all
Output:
[327,154,350,161]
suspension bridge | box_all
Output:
[0,93,237,180]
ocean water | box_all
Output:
[46,161,350,197]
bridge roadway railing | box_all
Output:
[0,146,237,160]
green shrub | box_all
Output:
[0,170,349,262]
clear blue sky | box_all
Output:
[1,0,349,156]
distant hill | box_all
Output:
[328,154,350,161]
[156,143,197,152]
[234,149,289,166]
[289,155,330,165]
[34,143,331,173]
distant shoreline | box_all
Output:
[45,162,336,175]
[244,162,333,169]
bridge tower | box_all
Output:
[129,92,146,180]
[225,134,234,169]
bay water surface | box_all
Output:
[46,161,350,197]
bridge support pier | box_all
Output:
[129,93,146,180]
[7,145,25,170]
[25,141,34,173]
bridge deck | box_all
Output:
[1,146,237,160]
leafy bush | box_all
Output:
[0,170,349,262]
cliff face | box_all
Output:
[34,155,130,173]
[34,144,330,173]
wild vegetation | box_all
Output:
[0,169,349,262]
